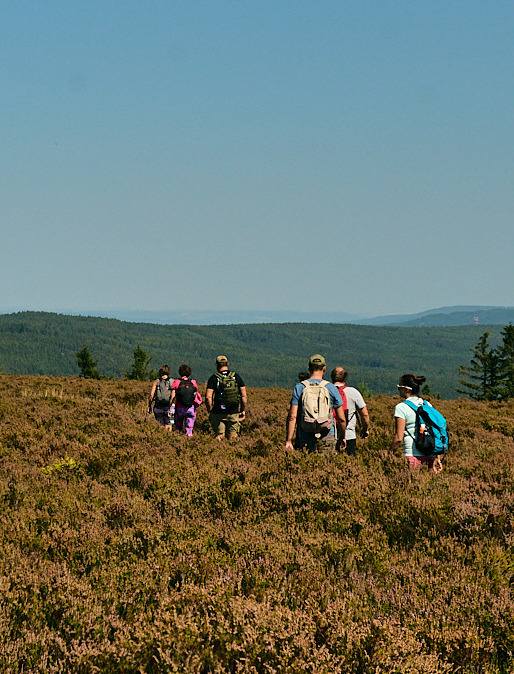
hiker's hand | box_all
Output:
[433,456,443,474]
[147,406,152,415]
[361,429,370,439]
[239,411,246,420]
[336,439,346,452]
[285,440,294,450]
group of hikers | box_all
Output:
[148,355,246,440]
[148,353,447,473]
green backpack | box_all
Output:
[215,371,241,405]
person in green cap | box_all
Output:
[285,354,346,451]
[205,355,247,441]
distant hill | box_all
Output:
[16,309,366,325]
[390,307,514,328]
[0,311,504,398]
[358,305,512,326]
[3,305,511,327]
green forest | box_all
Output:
[0,311,504,398]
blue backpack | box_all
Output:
[403,400,449,456]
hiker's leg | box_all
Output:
[225,413,241,441]
[174,406,185,432]
[184,406,196,437]
[154,407,171,429]
[320,431,337,452]
[345,438,357,455]
[210,413,226,440]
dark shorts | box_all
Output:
[345,438,357,455]
[295,427,336,451]
[154,406,172,426]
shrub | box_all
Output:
[1,376,514,672]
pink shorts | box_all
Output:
[406,455,436,469]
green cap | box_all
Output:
[309,354,326,368]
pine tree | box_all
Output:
[496,323,514,400]
[456,332,500,400]
[125,345,154,381]
[76,346,101,379]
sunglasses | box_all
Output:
[397,384,412,390]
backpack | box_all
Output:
[176,377,196,407]
[154,377,172,406]
[403,399,449,456]
[300,380,333,433]
[215,371,241,405]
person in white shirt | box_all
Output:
[330,367,370,455]
[389,373,442,473]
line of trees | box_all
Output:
[76,345,155,381]
[457,324,514,400]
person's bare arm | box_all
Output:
[239,386,247,419]
[285,404,298,449]
[148,379,157,412]
[335,405,347,450]
[358,405,370,438]
[390,416,405,452]
[205,388,214,413]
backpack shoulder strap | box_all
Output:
[301,379,328,388]
[402,399,419,413]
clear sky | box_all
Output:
[2,1,513,317]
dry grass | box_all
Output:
[1,375,513,672]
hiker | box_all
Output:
[148,365,173,430]
[390,373,443,473]
[285,354,346,451]
[205,355,247,440]
[170,364,202,437]
[331,367,370,455]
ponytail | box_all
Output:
[399,373,426,395]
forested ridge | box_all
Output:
[0,311,503,398]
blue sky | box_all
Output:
[2,1,513,317]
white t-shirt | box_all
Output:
[394,396,425,457]
[336,385,366,440]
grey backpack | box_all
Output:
[154,377,172,406]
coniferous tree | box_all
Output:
[496,323,514,400]
[125,345,154,381]
[456,332,500,400]
[76,346,101,379]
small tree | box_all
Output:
[496,323,514,400]
[456,332,499,400]
[76,346,101,379]
[357,381,372,398]
[125,345,154,381]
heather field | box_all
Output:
[1,376,514,673]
